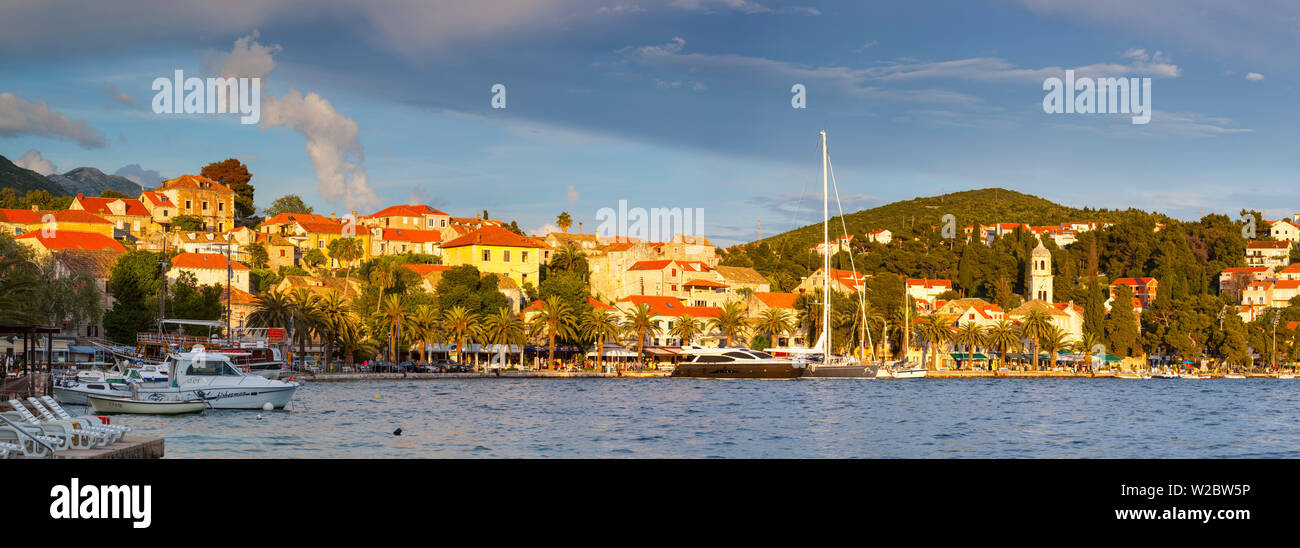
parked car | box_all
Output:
[432,358,470,372]
[398,361,418,372]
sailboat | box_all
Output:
[883,291,927,378]
[796,131,879,379]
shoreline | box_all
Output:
[290,370,1294,381]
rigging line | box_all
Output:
[827,149,875,360]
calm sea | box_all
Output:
[76,378,1300,458]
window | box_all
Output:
[279,250,286,257]
[163,210,169,217]
[482,249,491,261]
[202,201,208,210]
[218,202,224,212]
[116,220,124,229]
[671,284,677,291]
[503,250,511,262]
[185,200,192,210]
[441,219,447,227]
[522,251,528,262]
[428,218,435,227]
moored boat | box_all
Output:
[671,346,805,379]
[87,395,208,415]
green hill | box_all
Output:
[753,187,1160,249]
[0,153,69,196]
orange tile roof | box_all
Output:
[0,209,112,225]
[141,192,173,206]
[296,221,347,235]
[380,228,441,243]
[1247,240,1292,250]
[171,252,249,270]
[404,264,453,276]
[906,278,952,289]
[684,278,728,288]
[1275,280,1300,290]
[156,174,232,193]
[221,287,258,305]
[441,226,543,249]
[75,196,149,217]
[752,292,797,309]
[1282,263,1300,273]
[15,230,126,252]
[364,204,449,218]
[262,213,337,226]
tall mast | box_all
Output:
[821,130,829,353]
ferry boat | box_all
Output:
[671,346,806,379]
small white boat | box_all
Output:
[1277,373,1296,379]
[891,366,927,379]
[1180,373,1209,379]
[87,395,208,415]
[1115,371,1150,379]
[1224,373,1246,379]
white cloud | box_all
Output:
[262,90,380,211]
[202,34,380,211]
[0,92,108,148]
[1245,72,1264,81]
[205,31,282,79]
[530,223,561,236]
[14,149,57,175]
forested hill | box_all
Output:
[753,187,1159,250]
[0,153,68,196]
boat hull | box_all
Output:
[890,369,927,379]
[801,364,881,378]
[670,363,805,379]
[138,384,298,409]
[87,396,207,415]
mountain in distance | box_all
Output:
[0,153,69,196]
[752,187,1163,249]
[46,167,147,197]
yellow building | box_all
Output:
[440,226,544,287]
[140,191,178,225]
[285,220,369,270]
[154,174,236,232]
[0,207,115,238]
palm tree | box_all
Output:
[793,292,822,346]
[407,305,442,363]
[669,314,703,347]
[985,320,1020,372]
[334,313,378,371]
[530,296,576,369]
[556,212,573,233]
[952,322,986,370]
[441,306,478,369]
[327,237,365,278]
[622,302,660,364]
[709,301,750,347]
[550,244,587,277]
[581,309,623,370]
[480,307,526,369]
[369,261,400,315]
[755,308,795,350]
[1078,331,1104,375]
[289,288,322,369]
[1018,309,1055,371]
[378,294,406,362]
[247,289,293,330]
[315,291,349,370]
[915,315,954,370]
[1039,325,1070,371]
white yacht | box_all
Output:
[59,349,298,409]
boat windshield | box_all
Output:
[186,358,243,377]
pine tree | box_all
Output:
[1106,283,1140,358]
[1083,238,1105,338]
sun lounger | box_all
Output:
[0,420,63,456]
[28,398,120,444]
[5,399,96,449]
[0,441,22,459]
[41,396,131,436]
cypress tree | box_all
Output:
[1083,238,1105,338]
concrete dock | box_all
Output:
[10,435,164,459]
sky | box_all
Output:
[1,0,1297,246]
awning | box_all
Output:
[949,353,989,360]
[645,347,682,356]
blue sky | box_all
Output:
[1,0,1296,245]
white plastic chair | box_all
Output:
[42,396,131,436]
[0,423,63,456]
[28,398,120,444]
[5,399,95,449]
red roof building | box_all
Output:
[15,230,126,254]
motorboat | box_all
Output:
[1115,371,1151,379]
[87,395,208,415]
[671,346,805,379]
[1224,373,1246,379]
[890,365,928,379]
[133,349,299,409]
